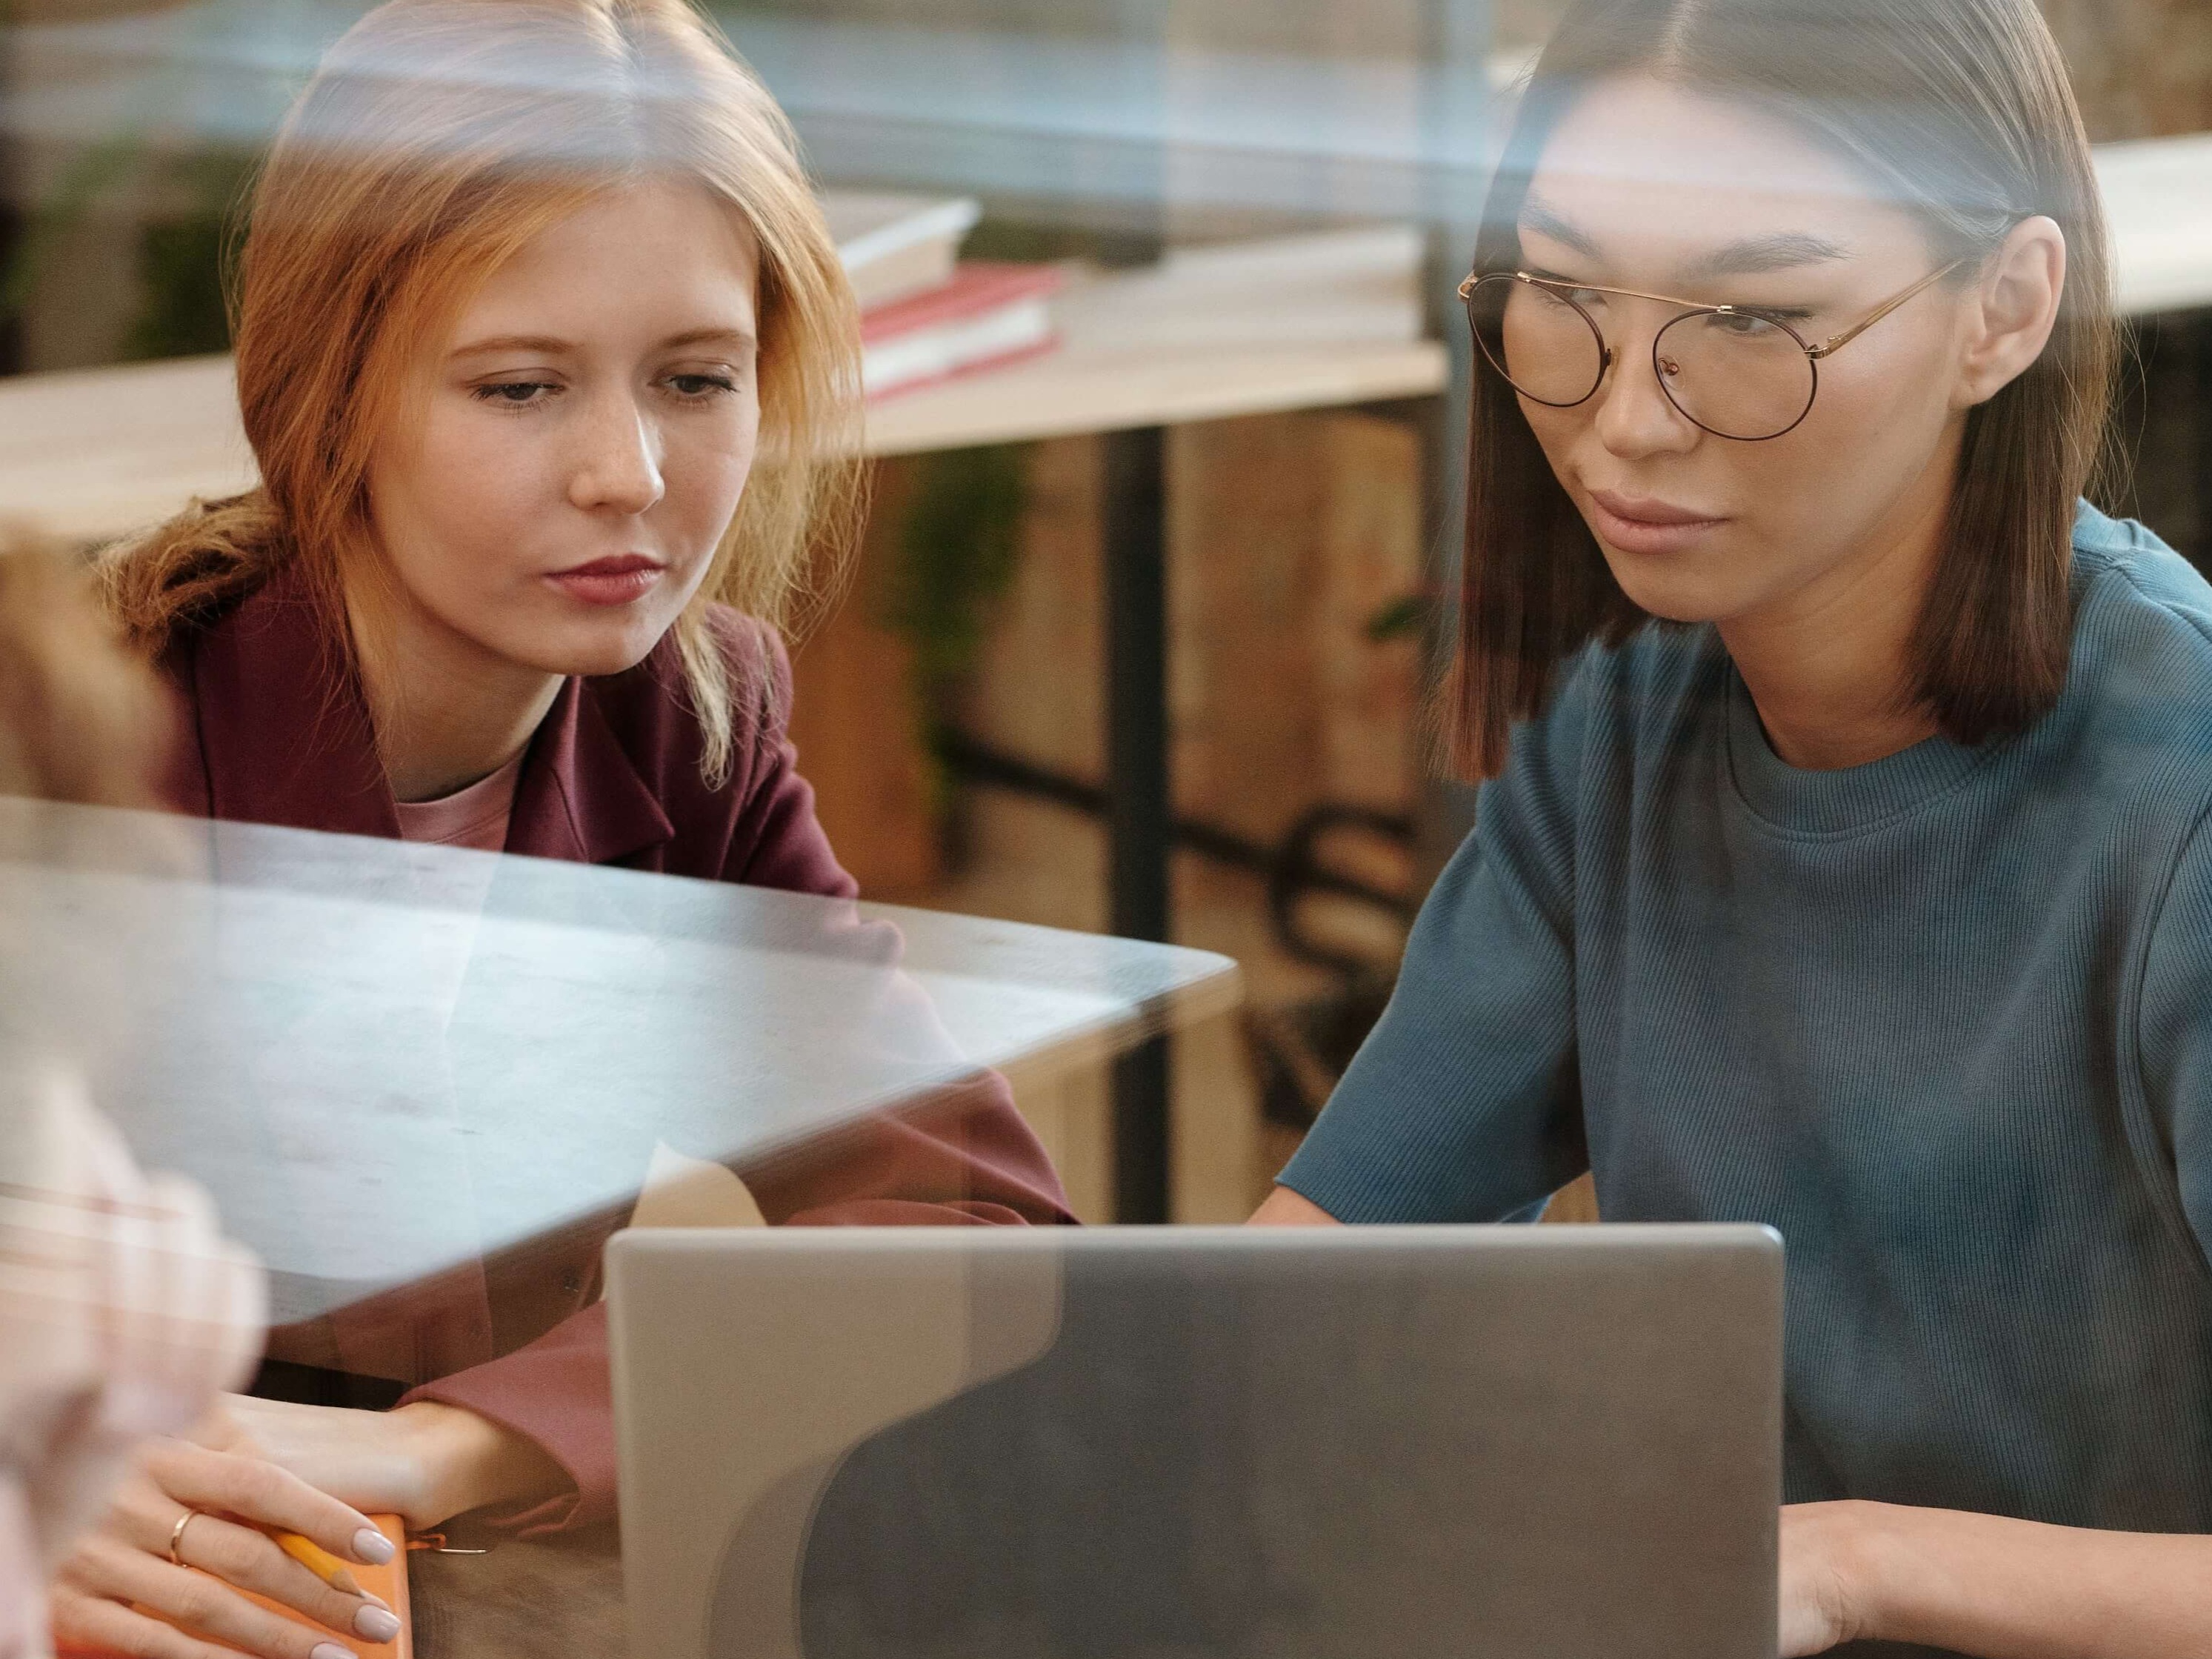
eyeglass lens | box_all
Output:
[1466,273,1819,442]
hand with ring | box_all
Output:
[50,1405,403,1659]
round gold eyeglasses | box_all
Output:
[1458,260,1967,441]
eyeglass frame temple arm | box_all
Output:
[1804,258,1971,358]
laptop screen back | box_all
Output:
[608,1225,1781,1659]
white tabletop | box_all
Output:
[866,227,1446,455]
[0,797,1238,1321]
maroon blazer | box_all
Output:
[159,563,1076,1534]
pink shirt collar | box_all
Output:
[393,752,525,852]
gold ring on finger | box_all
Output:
[167,1508,199,1568]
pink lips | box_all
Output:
[1585,488,1728,556]
[547,553,664,607]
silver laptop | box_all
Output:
[607,1225,1782,1659]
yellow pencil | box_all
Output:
[271,1529,362,1596]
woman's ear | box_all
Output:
[1954,214,2066,408]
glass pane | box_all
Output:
[1496,277,1605,405]
[1653,310,1815,439]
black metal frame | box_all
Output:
[1102,426,1173,1223]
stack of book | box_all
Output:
[824,192,1063,402]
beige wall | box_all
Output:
[775,0,2212,137]
[1493,0,2212,142]
[2040,0,2212,142]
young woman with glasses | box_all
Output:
[1256,0,2212,1653]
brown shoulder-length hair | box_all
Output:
[98,0,864,785]
[1447,0,2115,778]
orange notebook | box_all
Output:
[61,1512,411,1659]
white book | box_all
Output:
[823,192,984,312]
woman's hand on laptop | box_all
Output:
[224,1394,568,1530]
[47,1405,401,1659]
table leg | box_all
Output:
[1103,425,1171,1223]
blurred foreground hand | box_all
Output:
[0,1066,265,1658]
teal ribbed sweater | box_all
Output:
[1283,504,2212,1658]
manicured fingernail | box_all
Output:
[313,1645,354,1659]
[355,1604,402,1641]
[353,1526,396,1563]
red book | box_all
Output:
[862,262,1063,401]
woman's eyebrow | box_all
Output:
[659,326,757,353]
[1677,232,1850,281]
[450,333,573,359]
[1516,197,1602,259]
[447,327,756,359]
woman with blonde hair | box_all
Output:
[58,1,1072,1652]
